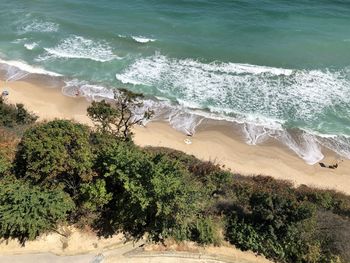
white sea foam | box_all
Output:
[62,79,114,100]
[118,34,156,43]
[169,112,204,135]
[316,136,350,159]
[116,54,350,163]
[18,20,59,34]
[116,54,350,123]
[275,132,324,165]
[24,42,38,50]
[39,36,117,62]
[131,36,156,43]
[0,59,62,80]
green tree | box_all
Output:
[14,120,94,196]
[95,142,200,241]
[0,179,74,244]
[80,179,112,213]
[249,191,315,237]
[0,97,37,127]
[87,89,153,141]
[226,190,317,262]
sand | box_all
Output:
[1,79,350,194]
[0,227,271,263]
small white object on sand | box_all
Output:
[184,139,192,145]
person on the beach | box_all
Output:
[319,159,342,169]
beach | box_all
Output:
[1,78,349,194]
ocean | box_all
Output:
[0,0,349,164]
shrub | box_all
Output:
[317,211,350,262]
[80,179,113,213]
[0,151,10,176]
[94,142,200,241]
[225,189,318,262]
[0,97,37,127]
[0,179,74,244]
[87,89,153,140]
[190,217,221,245]
[14,120,95,196]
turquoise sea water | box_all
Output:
[0,0,349,163]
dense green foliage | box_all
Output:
[95,142,201,240]
[0,179,74,244]
[0,98,350,262]
[0,97,37,128]
[14,120,95,196]
[0,150,10,176]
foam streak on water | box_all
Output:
[39,36,117,62]
[18,19,59,34]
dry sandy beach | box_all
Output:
[1,79,350,194]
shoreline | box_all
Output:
[1,78,350,194]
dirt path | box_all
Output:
[0,239,270,263]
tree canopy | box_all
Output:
[87,89,153,140]
[14,120,95,196]
[0,179,74,244]
[0,97,37,127]
[95,142,201,241]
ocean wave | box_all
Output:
[18,19,59,34]
[116,54,350,128]
[38,35,118,62]
[115,54,350,163]
[0,58,62,80]
[62,79,114,100]
[24,42,39,50]
[118,34,156,44]
[131,36,156,43]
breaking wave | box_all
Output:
[38,35,118,62]
[115,54,350,164]
[0,58,61,81]
[131,36,156,43]
[18,19,59,34]
[24,42,39,50]
[118,34,156,44]
[62,79,114,100]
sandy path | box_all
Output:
[0,235,271,263]
[0,244,271,263]
[0,253,96,263]
[1,79,349,194]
